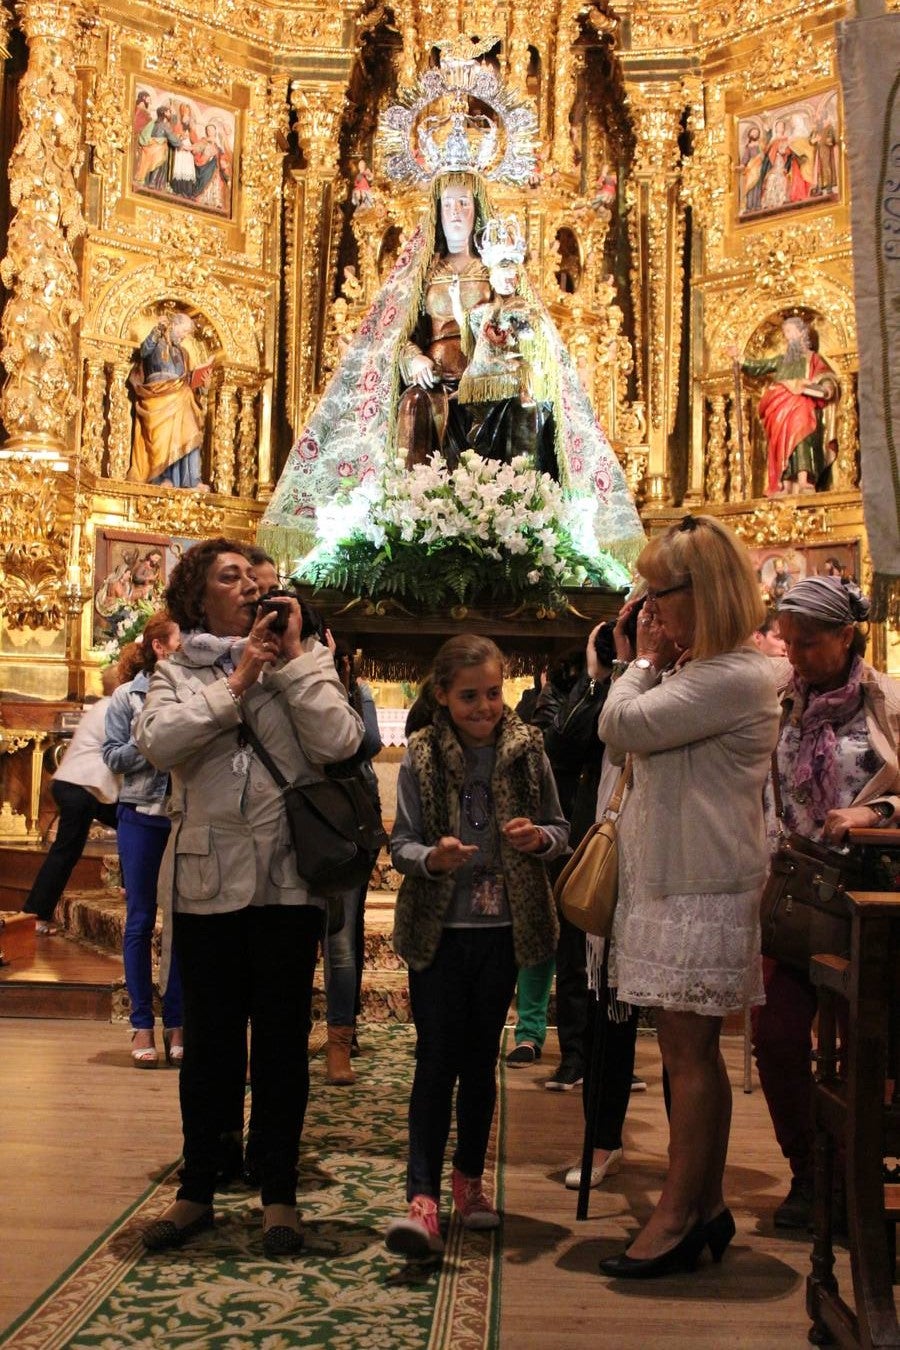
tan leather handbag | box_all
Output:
[553,757,632,937]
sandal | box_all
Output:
[163,1028,184,1067]
[131,1030,158,1069]
[35,920,58,936]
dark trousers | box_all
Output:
[555,909,589,1069]
[751,956,847,1183]
[173,904,321,1208]
[406,927,518,1201]
[582,997,638,1150]
[24,780,118,922]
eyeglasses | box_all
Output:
[645,581,692,602]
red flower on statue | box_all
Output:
[358,366,381,392]
[593,463,612,500]
[295,433,319,463]
[358,396,380,426]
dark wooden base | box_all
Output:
[297,584,625,678]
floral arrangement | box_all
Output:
[296,451,630,609]
[97,600,156,667]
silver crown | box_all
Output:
[380,36,537,188]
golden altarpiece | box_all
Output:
[0,0,893,837]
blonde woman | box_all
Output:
[597,515,779,1279]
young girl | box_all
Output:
[102,611,182,1067]
[385,635,569,1259]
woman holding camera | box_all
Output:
[134,537,363,1256]
[597,515,779,1279]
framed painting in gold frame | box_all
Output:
[129,76,238,221]
[91,529,186,650]
[735,87,841,224]
[750,540,860,608]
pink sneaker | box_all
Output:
[452,1168,501,1230]
[385,1194,444,1259]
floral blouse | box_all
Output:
[764,703,882,848]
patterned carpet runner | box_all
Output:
[0,1026,503,1349]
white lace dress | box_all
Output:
[608,756,765,1016]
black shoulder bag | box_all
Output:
[238,720,387,899]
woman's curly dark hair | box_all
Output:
[164,537,250,630]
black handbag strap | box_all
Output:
[238,720,289,790]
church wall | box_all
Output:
[0,0,896,744]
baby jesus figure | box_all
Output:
[449,215,557,478]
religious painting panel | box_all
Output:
[750,539,860,607]
[130,77,238,219]
[735,88,841,223]
[91,529,186,650]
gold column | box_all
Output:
[626,82,685,505]
[551,8,580,175]
[0,0,86,456]
[107,360,132,481]
[81,358,107,474]
[212,379,238,497]
[237,385,259,500]
[705,393,727,503]
[286,81,345,434]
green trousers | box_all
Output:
[512,955,555,1048]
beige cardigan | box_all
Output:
[598,646,780,899]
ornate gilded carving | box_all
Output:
[0,456,67,629]
[131,493,226,538]
[730,501,830,548]
[0,0,86,450]
[291,80,346,176]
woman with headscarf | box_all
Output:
[752,575,900,1230]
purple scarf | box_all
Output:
[789,655,864,821]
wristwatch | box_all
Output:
[634,657,656,673]
[869,800,893,821]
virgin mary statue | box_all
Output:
[258,39,644,575]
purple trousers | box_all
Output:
[751,956,847,1182]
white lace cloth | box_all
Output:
[608,759,765,1016]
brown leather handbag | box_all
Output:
[759,831,860,971]
[553,757,632,937]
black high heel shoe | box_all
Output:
[705,1207,736,1262]
[599,1219,707,1280]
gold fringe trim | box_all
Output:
[458,373,524,404]
[255,521,316,571]
[870,571,900,625]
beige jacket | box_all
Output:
[135,640,364,921]
[598,646,780,898]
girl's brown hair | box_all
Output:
[431,634,505,693]
[116,611,178,683]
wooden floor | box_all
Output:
[0,1019,853,1346]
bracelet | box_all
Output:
[223,678,243,710]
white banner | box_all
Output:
[838,14,900,620]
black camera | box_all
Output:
[622,594,647,652]
[256,588,294,634]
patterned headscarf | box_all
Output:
[778,575,869,823]
[778,574,870,626]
